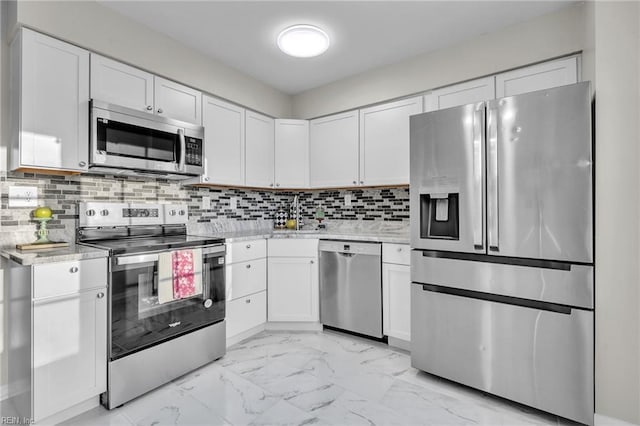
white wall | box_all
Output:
[9,0,292,118]
[593,2,640,424]
[292,2,588,119]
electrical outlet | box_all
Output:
[344,194,352,207]
[201,196,211,210]
[9,186,38,207]
[229,197,237,210]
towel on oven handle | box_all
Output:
[158,248,203,304]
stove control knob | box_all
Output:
[203,299,213,309]
[169,210,177,216]
[100,209,109,216]
[86,209,96,217]
[178,210,186,216]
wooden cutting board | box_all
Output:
[16,241,70,250]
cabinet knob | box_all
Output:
[246,244,251,249]
[245,299,251,304]
[204,177,210,182]
[310,260,314,264]
[352,180,357,184]
[246,264,251,269]
[360,181,364,185]
[97,292,105,299]
[270,183,274,187]
[275,183,280,187]
[397,247,403,252]
[157,108,163,114]
[69,266,79,273]
[146,105,153,111]
[78,161,87,167]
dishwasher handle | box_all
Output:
[318,240,382,256]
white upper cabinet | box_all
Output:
[90,54,154,112]
[309,110,359,188]
[154,76,202,124]
[495,56,578,98]
[11,28,90,173]
[359,96,423,186]
[245,111,275,188]
[274,119,309,189]
[201,96,245,186]
[90,55,202,124]
[424,76,496,112]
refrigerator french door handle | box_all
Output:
[472,105,484,249]
[487,106,499,251]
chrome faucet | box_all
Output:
[291,194,301,230]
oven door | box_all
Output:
[109,245,225,360]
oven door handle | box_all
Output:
[116,253,159,266]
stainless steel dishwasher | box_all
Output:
[319,240,383,338]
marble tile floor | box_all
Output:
[63,331,578,426]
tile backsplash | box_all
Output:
[0,172,409,244]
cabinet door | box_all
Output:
[90,54,154,113]
[19,29,89,172]
[382,263,411,341]
[227,291,267,338]
[309,110,359,188]
[267,257,319,322]
[359,96,422,186]
[496,56,578,98]
[424,76,495,112]
[154,76,202,124]
[33,289,107,421]
[202,96,245,185]
[245,111,275,188]
[274,119,309,188]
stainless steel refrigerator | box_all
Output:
[409,82,593,425]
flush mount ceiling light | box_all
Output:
[277,24,330,58]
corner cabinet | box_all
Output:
[274,120,309,189]
[309,110,359,188]
[245,111,275,188]
[359,96,423,186]
[267,239,319,322]
[10,28,90,174]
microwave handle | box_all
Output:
[178,129,186,172]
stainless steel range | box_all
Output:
[77,202,226,409]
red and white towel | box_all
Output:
[158,248,203,304]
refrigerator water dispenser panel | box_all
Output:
[420,193,459,239]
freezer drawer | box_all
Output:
[411,284,593,425]
[319,241,382,338]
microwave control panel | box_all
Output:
[185,137,203,166]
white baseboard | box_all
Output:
[266,322,323,331]
[226,324,266,347]
[388,336,410,352]
[595,413,640,426]
[0,379,29,402]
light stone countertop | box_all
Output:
[194,228,410,244]
[1,244,109,266]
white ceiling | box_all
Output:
[99,1,576,95]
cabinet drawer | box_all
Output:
[226,239,267,264]
[226,291,266,338]
[33,258,107,299]
[226,258,267,301]
[382,243,410,266]
[268,238,318,257]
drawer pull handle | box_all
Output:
[70,266,79,273]
[97,292,105,299]
[246,264,251,269]
[246,244,251,249]
[245,299,251,304]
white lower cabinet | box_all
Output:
[225,239,268,341]
[31,258,108,422]
[227,291,267,338]
[267,239,319,322]
[33,288,107,421]
[382,243,411,344]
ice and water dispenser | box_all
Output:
[420,192,459,240]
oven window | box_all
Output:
[110,252,225,360]
[96,119,178,162]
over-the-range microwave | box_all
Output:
[89,100,204,179]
